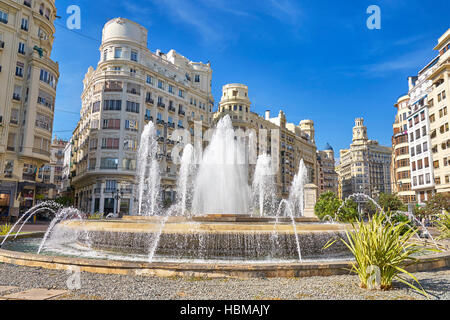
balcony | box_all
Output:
[167,122,175,129]
[22,173,36,181]
[157,102,165,109]
[157,137,164,143]
[0,41,4,49]
[168,106,176,113]
[156,119,165,125]
[145,116,153,122]
[33,148,51,156]
[127,89,140,95]
[12,94,21,101]
[178,110,185,116]
[145,98,154,105]
[10,119,18,125]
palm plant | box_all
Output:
[437,214,450,240]
[325,212,438,296]
[0,223,13,236]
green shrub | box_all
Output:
[325,212,437,295]
[0,223,13,236]
[387,211,417,235]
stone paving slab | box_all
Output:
[0,286,18,294]
[2,288,68,300]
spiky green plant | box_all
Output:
[437,214,450,240]
[88,213,104,220]
[0,223,13,236]
[325,212,438,296]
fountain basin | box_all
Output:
[56,217,352,260]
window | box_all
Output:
[114,47,122,58]
[123,159,136,170]
[412,161,416,171]
[126,101,140,113]
[35,113,52,131]
[125,119,138,131]
[424,157,429,168]
[92,101,101,112]
[101,138,119,149]
[422,126,427,136]
[89,139,98,150]
[417,159,423,170]
[433,160,440,169]
[429,114,435,123]
[194,74,200,83]
[123,139,138,151]
[168,85,174,94]
[39,69,57,88]
[416,144,422,155]
[0,10,8,24]
[410,133,414,142]
[102,119,120,129]
[158,80,164,90]
[146,75,153,85]
[423,142,428,152]
[103,100,122,111]
[16,63,24,77]
[130,50,138,62]
[178,89,184,98]
[415,129,420,140]
[21,18,28,31]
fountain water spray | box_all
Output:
[251,154,277,217]
[287,159,308,217]
[192,115,250,215]
[176,144,195,217]
[0,201,62,247]
[136,121,161,216]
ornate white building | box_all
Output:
[71,18,214,214]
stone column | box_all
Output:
[303,184,318,218]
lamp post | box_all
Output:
[112,189,123,218]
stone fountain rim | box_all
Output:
[0,233,449,279]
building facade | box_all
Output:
[70,18,214,215]
[38,136,66,199]
[337,118,392,200]
[428,29,450,197]
[391,95,415,203]
[213,83,318,198]
[317,144,338,195]
[0,0,59,218]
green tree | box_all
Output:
[377,193,406,212]
[423,193,450,216]
[54,196,73,207]
[337,199,359,222]
[314,192,341,220]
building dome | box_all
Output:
[324,143,334,151]
[102,18,148,46]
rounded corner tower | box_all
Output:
[102,18,148,47]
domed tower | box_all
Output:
[218,84,251,123]
[323,143,334,160]
[352,118,368,143]
[300,120,315,143]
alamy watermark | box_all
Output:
[66,5,81,30]
[66,266,81,290]
[366,5,381,30]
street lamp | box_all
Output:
[112,189,124,218]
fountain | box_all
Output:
[6,114,429,274]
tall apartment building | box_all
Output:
[317,144,338,195]
[391,95,415,203]
[428,29,450,197]
[71,18,214,214]
[337,118,392,200]
[214,84,318,198]
[0,0,59,218]
[38,136,66,199]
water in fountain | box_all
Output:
[136,121,161,216]
[176,144,195,217]
[286,159,308,217]
[192,115,250,215]
[274,199,302,261]
[38,207,86,254]
[251,154,277,217]
[0,201,62,247]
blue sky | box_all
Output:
[51,0,449,155]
